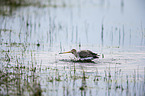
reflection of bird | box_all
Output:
[59,49,99,61]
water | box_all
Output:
[0,0,145,96]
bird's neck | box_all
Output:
[73,52,78,57]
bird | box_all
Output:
[59,49,99,61]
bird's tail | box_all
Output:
[93,55,99,58]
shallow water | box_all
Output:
[0,0,145,96]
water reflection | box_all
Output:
[80,70,87,96]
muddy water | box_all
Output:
[0,0,145,96]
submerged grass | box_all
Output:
[0,50,145,96]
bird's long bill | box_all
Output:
[59,51,71,54]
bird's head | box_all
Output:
[70,49,77,54]
[59,49,77,54]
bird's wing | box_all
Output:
[78,50,93,58]
[86,50,97,55]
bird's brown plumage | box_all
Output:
[59,49,99,60]
[78,50,98,58]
